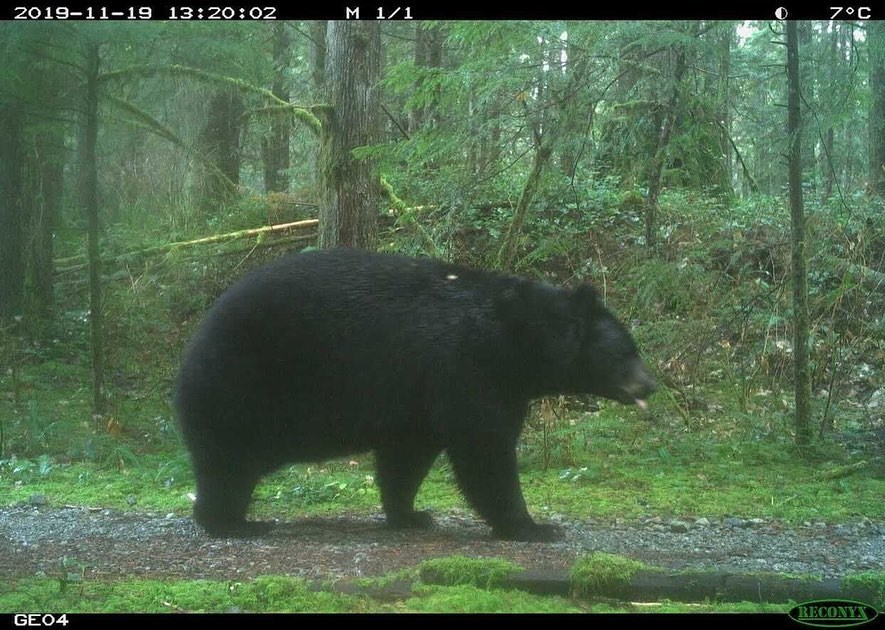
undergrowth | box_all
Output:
[0,189,881,527]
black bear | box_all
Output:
[174,248,656,542]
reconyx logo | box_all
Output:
[789,600,879,627]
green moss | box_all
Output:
[591,600,791,613]
[418,556,523,589]
[406,584,582,613]
[1,576,581,613]
[570,553,646,599]
[352,566,420,590]
[516,421,884,524]
[4,437,882,528]
[0,573,848,614]
[842,572,885,609]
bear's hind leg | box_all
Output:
[375,445,440,529]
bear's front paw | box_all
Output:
[494,522,564,542]
[387,510,435,530]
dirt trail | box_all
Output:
[2,506,882,583]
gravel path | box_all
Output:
[1,506,882,582]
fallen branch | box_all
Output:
[812,460,869,481]
[53,219,319,273]
[56,233,318,285]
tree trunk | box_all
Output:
[309,21,327,95]
[497,36,590,270]
[0,101,24,322]
[869,20,885,196]
[717,24,734,196]
[317,21,381,250]
[197,88,244,213]
[558,35,578,178]
[263,22,291,194]
[798,22,816,196]
[308,20,327,195]
[410,23,443,133]
[822,26,838,201]
[786,21,812,447]
[29,131,63,319]
[497,145,552,271]
[83,41,105,417]
[646,43,687,253]
[467,81,478,174]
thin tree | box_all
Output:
[870,20,885,196]
[0,101,23,322]
[716,23,734,196]
[646,27,690,253]
[263,22,291,194]
[82,40,105,417]
[822,25,838,201]
[497,30,591,271]
[786,21,812,447]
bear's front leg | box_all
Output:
[447,435,564,542]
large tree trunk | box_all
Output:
[263,22,291,194]
[317,21,381,250]
[28,131,63,319]
[0,101,24,322]
[82,41,105,417]
[786,21,812,447]
[646,43,687,253]
[197,88,244,213]
[309,21,326,94]
[870,20,885,196]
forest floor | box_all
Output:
[1,505,882,582]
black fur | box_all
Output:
[174,248,656,541]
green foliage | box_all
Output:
[0,454,197,514]
[0,574,806,613]
[0,576,371,613]
[0,574,588,613]
[57,556,87,595]
[626,258,715,317]
[418,556,523,589]
[4,431,880,528]
[285,468,378,507]
[0,454,53,484]
[1,28,883,614]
